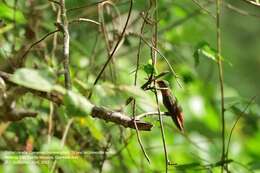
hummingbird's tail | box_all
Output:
[171,110,184,132]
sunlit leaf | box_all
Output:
[142,62,157,75]
[78,117,104,141]
[0,4,26,24]
[173,6,188,18]
[64,90,94,117]
[11,68,55,92]
[194,42,218,66]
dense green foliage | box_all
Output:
[0,0,260,172]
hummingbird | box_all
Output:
[156,80,184,132]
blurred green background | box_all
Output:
[0,0,260,172]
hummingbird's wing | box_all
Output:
[161,91,184,131]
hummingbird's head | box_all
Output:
[156,80,169,88]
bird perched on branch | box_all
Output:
[157,80,184,132]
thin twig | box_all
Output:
[232,160,254,173]
[191,0,216,18]
[242,0,260,7]
[88,35,100,74]
[60,0,72,89]
[153,1,170,172]
[50,4,61,66]
[132,4,152,164]
[97,2,115,82]
[159,1,213,34]
[51,118,74,173]
[225,96,256,159]
[136,112,169,120]
[99,135,112,173]
[107,133,134,159]
[21,29,60,64]
[154,89,170,172]
[89,0,133,99]
[67,0,107,12]
[48,102,54,144]
[215,0,226,172]
[12,0,18,52]
[224,2,260,18]
[130,3,154,163]
[67,0,129,12]
[61,118,74,145]
[131,90,152,157]
[48,0,60,6]
[69,18,101,25]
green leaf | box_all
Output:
[64,90,94,117]
[249,160,260,170]
[194,42,218,66]
[142,62,157,75]
[173,6,188,18]
[79,117,104,141]
[11,68,55,92]
[0,4,26,24]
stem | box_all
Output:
[51,118,74,173]
[225,96,256,161]
[131,3,154,164]
[12,0,17,51]
[215,0,226,172]
[21,30,60,63]
[154,89,169,173]
[153,1,169,172]
[48,102,54,144]
[51,5,61,66]
[60,0,72,89]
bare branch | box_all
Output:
[215,0,226,171]
[0,71,152,130]
[69,18,101,25]
[242,0,260,7]
[91,106,153,131]
[1,109,37,122]
[132,3,153,164]
[60,0,72,89]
